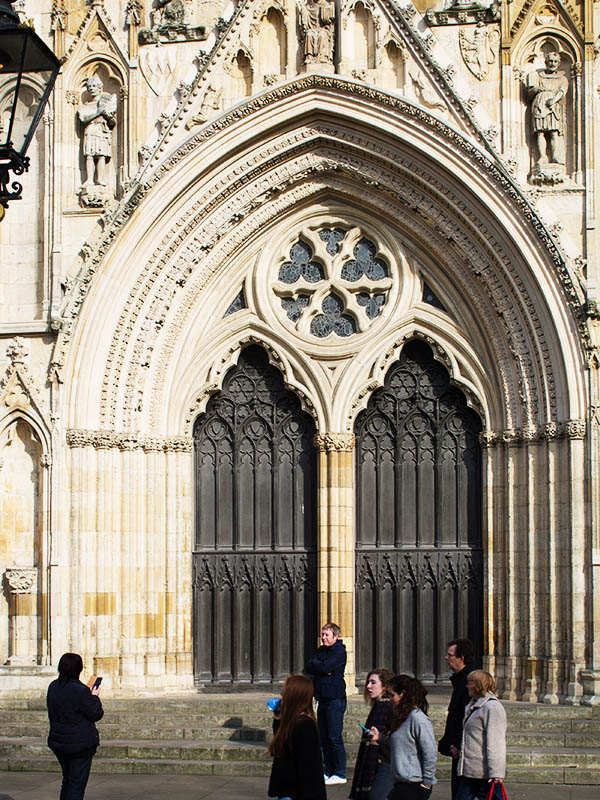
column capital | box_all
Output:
[4,567,37,595]
[314,433,355,452]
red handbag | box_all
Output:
[487,781,508,800]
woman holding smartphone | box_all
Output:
[370,674,437,800]
[268,674,326,800]
[46,652,103,800]
[349,667,394,800]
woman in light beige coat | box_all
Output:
[455,670,507,800]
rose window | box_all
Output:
[273,227,392,338]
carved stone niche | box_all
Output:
[75,65,123,209]
[3,568,38,666]
[522,38,578,187]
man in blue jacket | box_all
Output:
[305,622,347,785]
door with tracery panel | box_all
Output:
[354,340,483,682]
[193,345,317,686]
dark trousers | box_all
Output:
[451,756,460,799]
[55,752,94,800]
[456,777,504,800]
[317,697,346,778]
[388,782,433,800]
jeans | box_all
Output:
[369,760,394,800]
[456,777,504,800]
[317,697,346,778]
[55,752,94,800]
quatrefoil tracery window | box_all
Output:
[273,227,393,338]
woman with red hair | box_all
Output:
[268,674,327,800]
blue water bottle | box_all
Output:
[267,697,281,711]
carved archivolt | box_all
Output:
[55,78,586,442]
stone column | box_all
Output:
[314,432,356,691]
[4,568,38,665]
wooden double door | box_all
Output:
[193,341,483,685]
[354,340,483,682]
[192,345,318,685]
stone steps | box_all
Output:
[0,694,598,783]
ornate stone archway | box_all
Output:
[56,81,592,700]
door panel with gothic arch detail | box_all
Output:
[193,345,317,685]
[355,340,483,682]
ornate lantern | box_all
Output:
[0,0,60,210]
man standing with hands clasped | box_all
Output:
[305,622,347,785]
[438,639,476,799]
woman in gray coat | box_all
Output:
[456,670,506,800]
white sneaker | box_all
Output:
[325,775,347,785]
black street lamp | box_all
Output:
[0,0,60,211]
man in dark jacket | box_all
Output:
[438,638,476,799]
[305,622,347,786]
[47,652,104,800]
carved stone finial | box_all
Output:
[6,337,28,364]
[50,0,68,31]
[124,0,142,26]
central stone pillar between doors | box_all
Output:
[314,432,356,693]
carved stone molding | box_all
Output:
[564,419,586,439]
[66,429,192,452]
[426,5,500,27]
[4,568,37,595]
[479,421,586,444]
[314,432,355,451]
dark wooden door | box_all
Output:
[354,340,483,682]
[193,345,317,685]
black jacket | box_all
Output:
[304,639,346,702]
[349,695,393,800]
[438,666,471,756]
[268,716,327,800]
[47,678,104,756]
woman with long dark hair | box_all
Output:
[349,667,394,800]
[46,653,103,800]
[268,674,327,800]
[370,675,437,800]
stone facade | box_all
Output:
[1,0,600,702]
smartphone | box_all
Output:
[92,676,102,690]
[359,722,373,737]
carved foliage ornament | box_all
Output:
[66,429,192,451]
[4,568,37,594]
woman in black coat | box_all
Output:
[268,674,327,800]
[46,653,103,800]
[349,668,394,800]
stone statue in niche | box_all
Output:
[526,51,569,184]
[297,0,335,66]
[77,75,117,208]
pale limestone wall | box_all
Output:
[0,0,599,701]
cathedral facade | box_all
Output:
[1,0,600,703]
